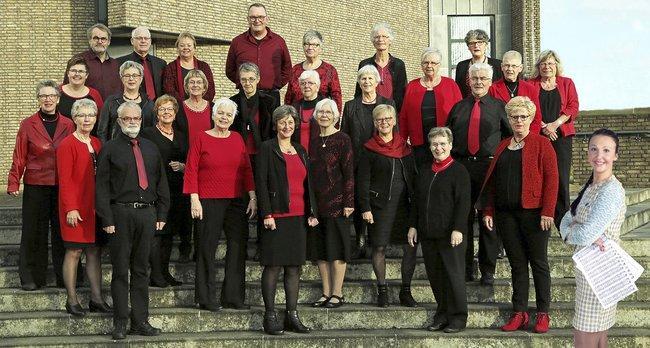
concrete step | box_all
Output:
[1,278,647,313]
[0,302,648,338]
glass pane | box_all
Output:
[449,16,492,40]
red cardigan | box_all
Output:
[480,133,558,218]
[488,79,542,134]
[7,113,75,192]
[529,75,579,136]
[399,77,462,146]
[162,57,216,102]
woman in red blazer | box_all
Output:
[529,50,579,228]
[480,96,558,334]
[399,48,462,166]
[162,31,216,102]
[6,80,75,291]
[56,99,111,317]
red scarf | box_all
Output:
[364,132,412,158]
[431,155,454,173]
[176,57,199,99]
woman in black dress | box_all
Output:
[256,105,319,335]
[357,104,418,307]
[140,94,188,287]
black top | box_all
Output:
[421,90,436,141]
[539,88,561,125]
[355,54,407,111]
[39,110,58,139]
[95,132,170,227]
[140,126,188,195]
[230,90,276,148]
[446,94,512,158]
[495,148,522,210]
[454,57,503,98]
[97,94,155,143]
[504,79,519,98]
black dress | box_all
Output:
[369,158,410,246]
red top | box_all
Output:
[7,113,75,192]
[57,135,102,243]
[183,131,254,198]
[480,133,558,217]
[63,50,122,99]
[399,77,462,146]
[376,64,394,100]
[183,103,212,145]
[274,153,306,218]
[162,57,216,102]
[529,75,579,136]
[225,27,292,90]
[300,108,314,152]
[245,110,260,155]
[284,61,343,112]
[488,79,542,133]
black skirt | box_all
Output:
[63,219,107,249]
[368,162,410,247]
[259,216,306,266]
[307,217,353,262]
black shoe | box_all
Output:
[129,321,161,336]
[65,302,86,317]
[263,311,284,335]
[178,253,191,264]
[427,321,448,331]
[199,303,223,312]
[284,310,311,333]
[497,248,507,259]
[377,284,389,307]
[443,326,465,333]
[149,279,169,288]
[324,295,344,308]
[112,321,127,340]
[55,280,65,289]
[251,251,260,262]
[164,274,183,286]
[480,273,495,286]
[222,302,250,310]
[89,300,113,313]
[311,294,330,308]
[399,287,418,307]
[21,282,39,291]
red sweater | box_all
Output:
[274,153,306,218]
[480,133,558,217]
[529,75,579,136]
[183,132,254,198]
[284,61,343,112]
[488,79,542,133]
[399,77,462,146]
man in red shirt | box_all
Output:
[225,3,291,108]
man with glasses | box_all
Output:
[64,23,121,99]
[454,29,503,98]
[225,3,291,108]
[96,101,170,340]
[118,26,167,101]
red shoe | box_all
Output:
[501,312,529,331]
[533,312,550,333]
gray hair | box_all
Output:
[464,29,489,44]
[212,98,238,118]
[372,104,396,120]
[117,101,142,118]
[428,127,453,144]
[468,62,494,80]
[313,98,340,124]
[86,23,111,41]
[71,98,98,117]
[421,47,442,64]
[272,105,299,128]
[131,26,151,39]
[119,60,144,77]
[505,96,536,118]
[370,22,395,42]
[532,49,564,78]
[357,65,381,83]
[303,29,323,45]
[299,70,321,86]
[502,50,522,63]
[35,80,60,99]
[238,62,260,78]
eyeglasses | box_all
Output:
[91,36,109,42]
[37,94,58,100]
[303,43,320,48]
[502,64,521,69]
[421,61,440,66]
[509,115,530,121]
[430,142,449,147]
[467,41,486,46]
[188,80,204,85]
[158,107,175,113]
[277,121,295,127]
[300,81,316,87]
[122,74,142,80]
[470,77,490,82]
[74,114,97,119]
[539,62,557,67]
[248,15,267,22]
[120,116,142,123]
[68,69,87,75]
[317,110,334,116]
[373,35,390,41]
[374,117,393,124]
[240,77,258,84]
[133,36,151,41]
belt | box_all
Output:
[114,202,154,209]
[460,156,494,161]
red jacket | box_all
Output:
[7,112,75,192]
[529,75,579,136]
[399,77,462,146]
[488,79,542,134]
[162,57,216,102]
[480,133,558,218]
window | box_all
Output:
[448,15,495,78]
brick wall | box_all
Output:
[511,0,540,77]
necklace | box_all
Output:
[279,142,294,154]
[513,136,525,150]
[320,134,331,148]
[185,99,207,112]
[123,93,140,101]
[506,84,518,98]
[157,124,174,136]
[74,131,90,142]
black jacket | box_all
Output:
[97,94,155,143]
[256,138,318,218]
[355,54,407,111]
[411,161,471,240]
[454,57,503,98]
[357,148,417,213]
[229,90,276,148]
[341,95,395,167]
[117,52,167,99]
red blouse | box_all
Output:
[529,75,579,136]
[274,153,306,218]
[376,64,394,100]
[183,103,212,144]
[284,61,343,112]
[300,108,313,152]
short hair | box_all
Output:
[421,47,442,64]
[464,29,489,44]
[71,98,98,118]
[86,23,111,41]
[35,80,60,99]
[372,104,396,120]
[468,62,494,80]
[131,26,151,39]
[119,60,144,77]
[272,105,299,129]
[117,101,142,118]
[154,94,179,114]
[65,56,90,77]
[299,70,321,86]
[212,98,238,118]
[370,22,395,42]
[302,29,323,45]
[183,69,209,95]
[502,50,522,63]
[505,96,536,118]
[248,3,268,14]
[238,62,260,78]
[532,49,564,78]
[357,65,381,83]
[175,31,196,48]
[313,98,340,124]
[428,127,453,144]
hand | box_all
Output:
[308,216,319,227]
[156,221,166,230]
[66,210,83,227]
[246,198,257,219]
[362,211,374,224]
[8,191,19,197]
[103,226,115,234]
[343,207,354,218]
[191,198,203,220]
[407,227,417,247]
[264,217,276,230]
[483,216,494,231]
[450,230,463,247]
[169,161,184,172]
[540,215,554,231]
[593,236,606,252]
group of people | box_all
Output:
[6,3,626,347]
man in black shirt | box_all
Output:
[446,62,511,285]
[96,101,170,340]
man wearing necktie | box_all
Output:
[446,62,512,285]
[95,101,170,340]
[118,27,167,101]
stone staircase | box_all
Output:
[0,190,649,347]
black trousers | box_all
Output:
[109,205,156,323]
[150,193,190,282]
[221,196,249,306]
[19,184,64,287]
[495,209,551,312]
[421,238,467,328]
[194,198,230,306]
[552,136,572,229]
[457,158,498,276]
